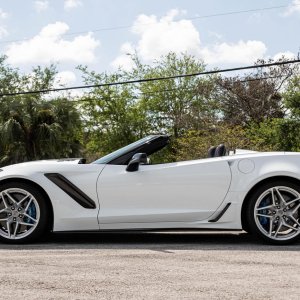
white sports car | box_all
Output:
[0,135,300,244]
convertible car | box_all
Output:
[0,135,300,244]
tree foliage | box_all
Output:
[0,53,300,165]
[0,57,82,166]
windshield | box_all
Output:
[93,136,156,164]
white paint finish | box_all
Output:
[0,161,105,231]
[229,153,300,193]
[97,159,231,226]
[238,159,255,174]
[0,151,300,232]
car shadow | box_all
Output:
[1,231,300,251]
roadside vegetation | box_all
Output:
[0,53,299,166]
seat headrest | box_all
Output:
[208,146,217,158]
[214,144,227,157]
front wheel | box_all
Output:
[246,180,300,245]
[0,182,49,244]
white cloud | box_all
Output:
[54,71,77,87]
[284,0,300,16]
[112,10,269,69]
[111,42,136,71]
[43,71,83,100]
[132,9,201,61]
[0,27,8,39]
[200,40,267,65]
[0,8,8,19]
[34,1,49,13]
[6,22,100,65]
[0,9,8,39]
[64,0,82,10]
[273,51,296,61]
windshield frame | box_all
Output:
[93,135,170,165]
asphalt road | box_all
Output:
[0,231,300,300]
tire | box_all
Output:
[0,182,50,244]
[245,180,300,245]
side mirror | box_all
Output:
[126,153,148,172]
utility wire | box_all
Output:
[66,74,290,102]
[0,4,297,45]
[0,59,299,97]
[2,74,290,108]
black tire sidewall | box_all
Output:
[0,182,49,244]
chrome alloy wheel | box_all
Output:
[254,186,300,241]
[0,188,40,240]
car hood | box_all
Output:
[0,158,85,171]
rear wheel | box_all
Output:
[246,180,300,245]
[0,182,49,244]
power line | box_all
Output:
[0,4,297,45]
[0,59,299,97]
[1,74,290,108]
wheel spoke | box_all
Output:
[6,221,11,238]
[255,185,300,241]
[256,213,272,218]
[12,222,19,238]
[23,213,37,223]
[292,203,300,215]
[275,188,287,205]
[0,188,40,240]
[24,198,33,213]
[3,191,18,205]
[274,222,282,237]
[289,216,300,227]
[18,194,30,206]
[0,192,10,208]
[282,220,298,231]
[19,221,35,227]
[286,197,300,207]
[256,205,273,211]
[269,219,273,236]
[271,188,276,206]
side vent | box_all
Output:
[209,203,231,222]
[45,173,96,209]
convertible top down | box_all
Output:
[1,135,300,244]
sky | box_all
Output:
[0,0,299,88]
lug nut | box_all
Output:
[277,206,281,209]
[13,217,16,221]
[276,217,280,220]
[273,211,276,214]
[19,214,23,218]
[18,208,22,212]
[8,213,12,217]
[11,207,15,210]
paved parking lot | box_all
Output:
[0,231,300,300]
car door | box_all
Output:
[96,158,231,227]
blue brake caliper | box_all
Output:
[258,198,269,230]
[25,202,37,224]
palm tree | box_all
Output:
[0,61,82,166]
[0,96,81,166]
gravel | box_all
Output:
[0,231,299,300]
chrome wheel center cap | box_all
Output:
[277,209,284,217]
[11,210,19,217]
